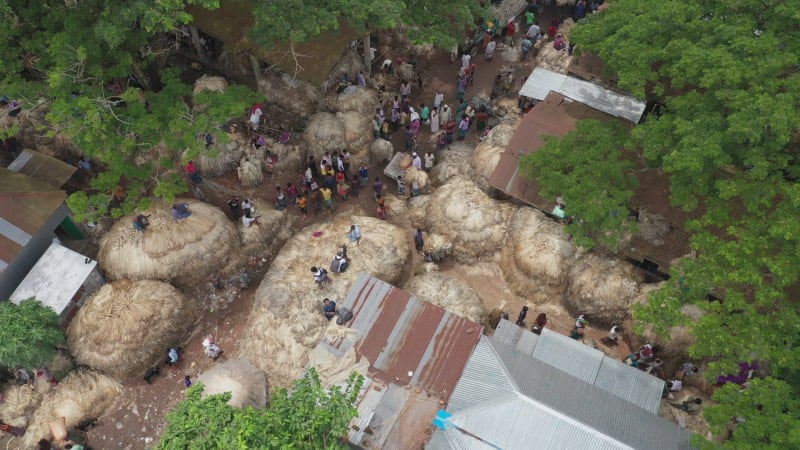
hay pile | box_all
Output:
[420,177,512,261]
[327,49,366,88]
[97,200,241,284]
[333,87,380,115]
[185,143,243,177]
[423,233,454,261]
[492,97,521,119]
[336,111,373,155]
[500,207,577,302]
[21,370,122,448]
[533,19,576,74]
[404,271,486,323]
[308,345,371,387]
[403,166,428,188]
[303,112,347,156]
[237,214,411,386]
[239,198,290,253]
[0,385,43,428]
[238,152,264,187]
[258,71,320,120]
[396,63,416,83]
[429,142,476,186]
[472,120,519,187]
[406,194,431,228]
[265,138,308,174]
[67,280,195,379]
[635,209,671,246]
[192,75,228,96]
[564,254,645,326]
[196,358,268,409]
[383,194,408,217]
[370,138,394,164]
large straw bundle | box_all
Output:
[423,233,454,261]
[303,112,347,155]
[97,200,240,284]
[564,253,645,326]
[635,209,671,246]
[21,370,122,449]
[67,280,195,379]
[239,198,290,253]
[333,87,380,115]
[196,358,268,409]
[396,63,416,83]
[265,138,308,174]
[383,194,408,217]
[533,19,576,74]
[406,194,431,228]
[0,385,43,428]
[404,271,486,323]
[403,166,428,188]
[370,138,394,164]
[192,75,228,96]
[472,121,519,186]
[258,71,320,120]
[238,152,264,187]
[430,142,476,186]
[492,97,521,120]
[421,177,512,261]
[500,207,577,302]
[336,111,373,154]
[238,214,411,386]
[327,50,366,88]
[185,142,243,177]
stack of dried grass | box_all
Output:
[21,370,122,449]
[239,198,290,253]
[237,214,410,386]
[472,120,519,188]
[370,138,394,164]
[405,270,486,323]
[258,71,320,120]
[265,137,308,174]
[403,166,428,188]
[327,50,366,89]
[196,358,268,409]
[406,194,431,228]
[67,280,196,379]
[333,87,380,115]
[423,232,454,261]
[192,75,228,97]
[303,112,347,156]
[238,151,264,187]
[0,385,43,428]
[395,64,416,83]
[183,142,243,177]
[492,97,521,119]
[634,209,671,247]
[564,253,644,326]
[420,177,512,261]
[336,111,373,157]
[429,142,476,186]
[97,200,241,285]
[533,19,576,74]
[500,207,577,302]
[383,194,408,217]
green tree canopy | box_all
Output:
[520,119,637,250]
[0,298,64,369]
[159,369,363,449]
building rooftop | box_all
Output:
[0,168,66,271]
[10,242,97,315]
[7,149,77,189]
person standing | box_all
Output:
[525,10,536,29]
[359,164,369,187]
[348,224,362,245]
[372,177,384,199]
[322,298,337,320]
[485,39,497,60]
[461,51,471,69]
[521,37,533,60]
[440,104,451,126]
[434,90,444,109]
[531,313,547,334]
[424,152,435,171]
[505,20,517,46]
[515,306,529,326]
[249,103,263,131]
[400,80,411,103]
[357,71,367,87]
[413,228,424,251]
[411,152,422,170]
[420,103,430,125]
[227,196,241,219]
[458,115,469,140]
[430,107,440,133]
[444,117,457,144]
[297,193,307,217]
[184,375,192,389]
[527,21,540,40]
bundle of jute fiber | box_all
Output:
[403,166,428,188]
[21,370,122,449]
[308,345,371,387]
[423,232,454,261]
[239,198,290,253]
[634,209,671,247]
[333,87,380,115]
[97,200,240,284]
[327,49,366,88]
[257,71,320,120]
[238,152,263,187]
[336,111,373,155]
[472,120,520,185]
[237,214,411,386]
[500,207,577,302]
[383,194,408,217]
[67,280,196,379]
[196,358,268,409]
[564,253,645,327]
[0,385,43,428]
[406,194,431,229]
[404,271,486,323]
[429,142,476,186]
[264,138,308,174]
[492,97,521,119]
[370,138,394,164]
[183,142,243,177]
[534,44,573,74]
[396,63,416,83]
[422,177,512,261]
[192,75,228,96]
[302,112,347,156]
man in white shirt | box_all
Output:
[527,22,540,39]
[461,52,471,69]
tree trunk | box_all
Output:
[189,26,205,58]
[364,34,372,75]
[249,54,264,87]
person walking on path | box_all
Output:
[348,224,362,245]
[458,115,469,140]
[430,107,440,133]
[413,228,424,252]
[461,52,471,69]
[515,306,529,326]
[434,90,444,109]
[372,177,384,200]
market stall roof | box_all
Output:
[519,68,646,123]
[7,149,77,189]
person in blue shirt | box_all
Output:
[322,298,337,320]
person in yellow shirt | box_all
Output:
[320,187,335,211]
[297,194,307,216]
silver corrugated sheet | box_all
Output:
[531,328,604,384]
[445,337,517,413]
[519,68,646,123]
[0,218,32,247]
[595,356,664,414]
[426,429,454,450]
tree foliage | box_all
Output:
[520,119,637,250]
[159,369,364,450]
[558,1,800,446]
[0,298,64,369]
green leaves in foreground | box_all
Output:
[0,298,64,369]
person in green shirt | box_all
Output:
[525,11,535,27]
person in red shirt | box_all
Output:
[505,21,516,46]
[548,24,558,40]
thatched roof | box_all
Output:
[67,280,196,379]
[196,358,268,409]
[238,214,410,386]
[21,370,121,449]
[97,200,241,284]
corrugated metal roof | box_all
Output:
[427,429,454,450]
[435,331,690,449]
[7,150,77,189]
[10,242,98,314]
[519,68,646,123]
[334,273,482,401]
[492,322,663,414]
